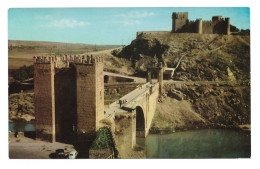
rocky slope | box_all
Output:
[150,81,250,133]
[9,92,35,122]
[113,33,250,81]
[113,33,250,132]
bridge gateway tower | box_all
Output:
[34,56,56,142]
[74,56,104,138]
[34,55,104,142]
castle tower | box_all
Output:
[212,16,223,22]
[225,17,230,35]
[34,56,56,142]
[196,19,203,34]
[172,12,188,32]
[74,55,104,137]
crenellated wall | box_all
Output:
[136,12,231,38]
[172,12,230,35]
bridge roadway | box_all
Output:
[104,82,155,119]
[103,72,146,83]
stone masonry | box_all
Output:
[33,55,104,142]
[137,11,231,37]
[172,12,230,35]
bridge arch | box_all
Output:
[136,106,145,138]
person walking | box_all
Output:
[119,100,122,108]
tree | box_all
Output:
[12,65,34,82]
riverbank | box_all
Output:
[150,81,250,134]
[150,123,251,135]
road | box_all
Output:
[9,136,75,159]
[105,83,153,119]
[104,72,146,83]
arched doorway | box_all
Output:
[136,106,145,138]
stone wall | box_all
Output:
[75,64,97,135]
[114,112,142,158]
[34,62,55,142]
[172,12,230,35]
[95,61,105,130]
[136,31,170,37]
[172,12,189,32]
[146,84,159,134]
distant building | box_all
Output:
[137,12,231,37]
[172,12,230,35]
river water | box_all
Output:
[8,123,250,158]
[137,129,251,158]
[9,122,35,132]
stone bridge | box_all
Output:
[33,54,164,157]
[103,82,160,157]
[102,64,163,157]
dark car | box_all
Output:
[55,149,65,159]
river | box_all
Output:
[8,123,250,158]
[9,122,35,132]
[136,129,251,158]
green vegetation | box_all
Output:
[11,65,34,82]
[90,127,115,150]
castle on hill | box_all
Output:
[137,12,230,36]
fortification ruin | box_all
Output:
[172,12,230,35]
[33,55,104,142]
[137,12,230,36]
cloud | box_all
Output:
[41,19,90,28]
[116,11,156,18]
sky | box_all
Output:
[8,7,250,45]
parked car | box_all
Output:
[55,149,66,159]
[68,150,78,159]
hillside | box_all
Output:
[113,33,250,131]
[113,33,250,81]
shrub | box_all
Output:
[90,127,115,150]
[12,65,34,82]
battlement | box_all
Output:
[212,16,223,21]
[172,12,188,19]
[172,12,230,35]
[33,55,104,68]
